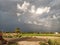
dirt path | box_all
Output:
[17,41,40,45]
[4,36,60,45]
[4,36,60,41]
[4,37,48,42]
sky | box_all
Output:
[0,0,60,32]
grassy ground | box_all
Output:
[21,33,60,37]
[48,38,60,45]
[3,33,60,38]
[2,33,60,45]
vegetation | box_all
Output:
[2,28,60,45]
[48,39,54,45]
[1,28,60,45]
[15,28,21,33]
[3,33,60,38]
[39,42,48,45]
[2,32,60,45]
[39,38,60,45]
[48,39,60,45]
[8,42,18,45]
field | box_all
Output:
[2,33,60,45]
[3,33,60,38]
[21,33,60,37]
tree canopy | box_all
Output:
[15,28,21,33]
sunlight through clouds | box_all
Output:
[1,0,60,32]
[17,1,30,12]
[36,7,50,14]
[7,0,60,32]
[29,6,50,15]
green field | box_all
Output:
[2,33,60,45]
[21,33,60,37]
[3,33,60,38]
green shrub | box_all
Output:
[48,39,54,45]
[8,36,12,38]
[39,42,48,45]
[48,39,60,45]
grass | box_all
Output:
[39,42,48,45]
[20,33,60,37]
[48,38,60,45]
[2,33,60,45]
[39,38,60,45]
[3,33,60,38]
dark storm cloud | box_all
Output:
[17,0,60,32]
[0,0,60,32]
[0,0,17,24]
[0,0,19,31]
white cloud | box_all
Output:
[53,15,57,19]
[27,21,32,24]
[16,13,21,16]
[17,1,52,27]
[29,6,50,15]
[17,1,30,11]
[17,3,21,9]
[36,7,50,14]
[27,20,43,25]
[29,5,36,14]
[33,21,37,24]
[38,19,45,22]
[37,23,43,25]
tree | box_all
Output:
[15,28,22,38]
[15,28,21,33]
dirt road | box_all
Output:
[4,36,60,45]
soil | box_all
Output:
[4,36,60,45]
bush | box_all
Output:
[48,39,54,45]
[48,39,60,45]
[39,42,48,45]
[8,36,12,38]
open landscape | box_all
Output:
[0,0,60,45]
[2,32,60,45]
